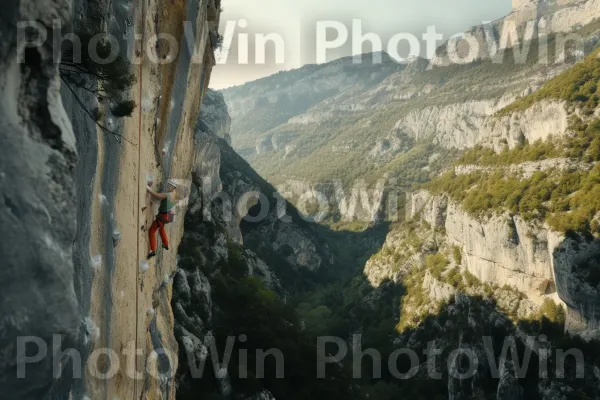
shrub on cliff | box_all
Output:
[425,253,449,279]
[59,4,137,143]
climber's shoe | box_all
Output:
[147,251,156,259]
[162,244,169,250]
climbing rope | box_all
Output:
[134,0,146,398]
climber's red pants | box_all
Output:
[149,214,170,252]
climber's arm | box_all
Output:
[146,186,168,200]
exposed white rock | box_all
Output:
[423,272,457,303]
[482,101,570,151]
[84,317,100,343]
[393,100,569,151]
[91,255,102,274]
[139,261,149,273]
[454,158,594,178]
[407,190,600,339]
[407,190,556,298]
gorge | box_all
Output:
[2,0,600,399]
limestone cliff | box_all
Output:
[508,0,600,32]
[430,0,600,67]
[222,2,600,208]
[392,99,571,151]
[2,0,223,399]
[66,1,222,398]
[172,90,342,399]
[403,190,600,340]
[0,0,79,398]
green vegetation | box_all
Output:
[446,267,463,288]
[427,166,600,235]
[531,298,566,324]
[433,115,600,236]
[396,266,434,332]
[452,245,462,265]
[425,253,450,279]
[206,275,358,399]
[498,48,600,116]
[456,139,562,165]
[463,269,480,288]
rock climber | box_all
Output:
[147,179,180,259]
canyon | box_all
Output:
[3,0,600,399]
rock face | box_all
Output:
[193,94,334,273]
[394,100,570,150]
[0,0,223,399]
[406,190,600,339]
[431,0,600,67]
[198,89,232,143]
[173,90,338,399]
[407,190,555,298]
[222,4,600,198]
[549,231,600,340]
[0,0,80,398]
[508,0,600,33]
[423,272,457,303]
[496,358,524,400]
[275,178,387,225]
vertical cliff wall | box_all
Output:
[0,0,80,398]
[403,190,600,340]
[67,1,222,399]
[1,0,222,399]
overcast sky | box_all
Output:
[210,0,512,89]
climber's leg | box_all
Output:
[148,219,160,259]
[159,221,169,250]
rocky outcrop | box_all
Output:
[455,158,594,178]
[496,357,525,400]
[0,0,79,398]
[407,190,555,298]
[431,0,600,67]
[393,100,570,150]
[275,178,387,225]
[209,137,334,273]
[193,115,332,274]
[482,101,570,151]
[174,90,343,399]
[197,89,232,143]
[508,0,600,33]
[423,272,457,303]
[394,291,600,399]
[406,190,600,339]
[549,231,600,340]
